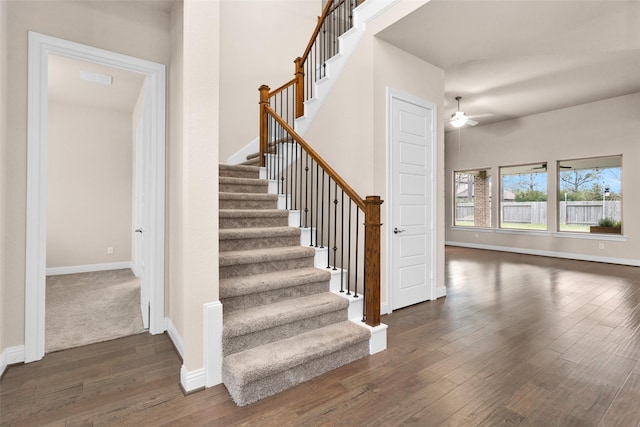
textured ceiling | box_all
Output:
[376,0,640,129]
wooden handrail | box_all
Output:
[265,105,365,211]
[269,77,297,98]
[300,0,335,64]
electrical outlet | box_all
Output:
[107,246,114,255]
[598,243,604,250]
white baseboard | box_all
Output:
[204,301,223,387]
[46,261,134,276]
[165,317,184,359]
[354,321,388,355]
[445,241,640,267]
[180,365,205,393]
[1,345,25,377]
[380,301,390,315]
[436,286,447,299]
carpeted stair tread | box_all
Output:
[223,320,370,389]
[240,157,260,166]
[219,176,268,186]
[219,268,332,313]
[219,246,316,267]
[224,292,347,339]
[220,227,301,252]
[220,268,331,299]
[219,176,268,193]
[219,192,278,210]
[219,209,290,229]
[219,209,288,219]
[219,164,261,179]
[220,226,300,241]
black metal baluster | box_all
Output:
[326,178,331,268]
[354,208,360,299]
[320,170,325,248]
[340,189,344,292]
[346,199,352,295]
[315,163,320,247]
[332,182,338,270]
[309,157,314,246]
[304,153,311,232]
[285,132,289,209]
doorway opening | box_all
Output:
[26,32,166,362]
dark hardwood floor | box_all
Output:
[2,247,640,426]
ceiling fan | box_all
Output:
[449,96,493,128]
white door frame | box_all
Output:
[385,87,437,313]
[25,32,166,362]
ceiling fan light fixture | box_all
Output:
[451,113,467,128]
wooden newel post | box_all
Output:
[364,195,383,327]
[259,84,270,168]
[294,57,304,119]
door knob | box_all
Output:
[393,227,406,234]
[135,228,143,234]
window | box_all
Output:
[454,169,491,227]
[500,164,548,230]
[558,156,622,233]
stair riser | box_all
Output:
[219,256,314,279]
[219,183,268,194]
[223,340,370,406]
[219,217,289,229]
[240,158,260,166]
[224,310,347,357]
[219,199,277,210]
[221,280,329,313]
[220,236,302,252]
[219,170,260,179]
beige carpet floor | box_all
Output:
[46,269,145,353]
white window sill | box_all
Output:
[553,231,627,242]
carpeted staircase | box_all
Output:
[219,163,371,406]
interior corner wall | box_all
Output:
[168,0,185,348]
[445,92,640,265]
[180,0,220,373]
[4,0,169,350]
[47,101,133,268]
[218,0,318,162]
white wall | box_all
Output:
[3,0,169,351]
[218,0,318,161]
[47,101,133,268]
[176,0,220,374]
[445,93,640,266]
[0,0,9,358]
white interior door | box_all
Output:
[390,92,436,310]
[135,118,149,329]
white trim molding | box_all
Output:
[204,301,223,387]
[180,366,205,394]
[445,241,640,267]
[165,317,184,359]
[46,262,133,276]
[1,346,25,377]
[26,32,166,363]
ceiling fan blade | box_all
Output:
[466,119,479,126]
[466,112,493,119]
